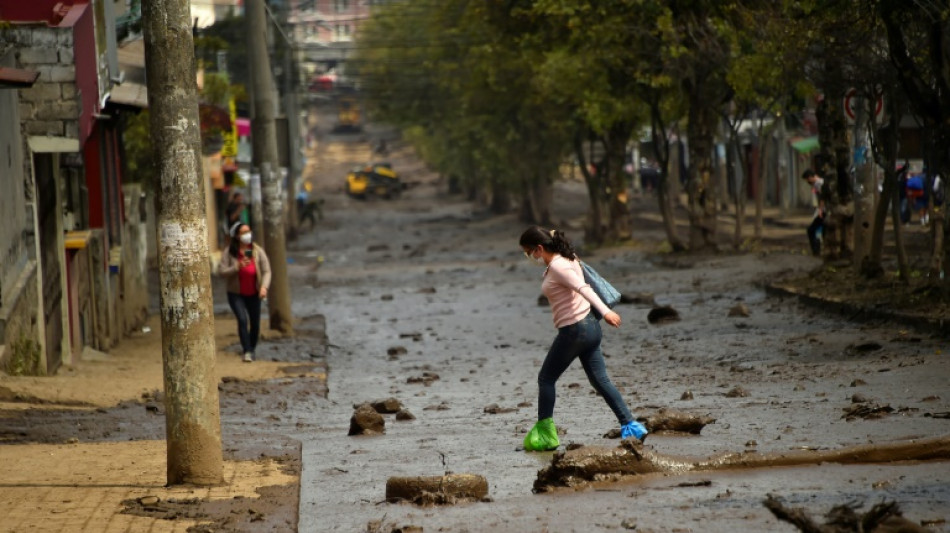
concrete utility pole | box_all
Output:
[247,0,294,333]
[142,0,223,485]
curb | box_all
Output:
[765,283,950,339]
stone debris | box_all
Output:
[842,403,893,421]
[725,386,750,398]
[483,403,518,414]
[396,409,416,421]
[642,408,716,435]
[422,401,450,411]
[647,305,680,324]
[407,372,440,385]
[370,398,404,414]
[349,403,385,435]
[728,303,751,317]
[387,346,408,359]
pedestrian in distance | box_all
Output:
[225,191,249,227]
[802,169,824,256]
[518,226,648,451]
[219,223,271,362]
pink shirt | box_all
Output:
[542,255,611,328]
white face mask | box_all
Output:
[533,254,545,266]
[240,233,252,245]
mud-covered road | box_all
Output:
[282,138,950,532]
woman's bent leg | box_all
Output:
[580,346,634,425]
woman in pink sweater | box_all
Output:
[519,226,647,450]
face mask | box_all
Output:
[240,233,252,245]
[533,254,545,266]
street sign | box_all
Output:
[844,88,884,123]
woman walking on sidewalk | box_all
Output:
[219,223,271,362]
[518,226,647,451]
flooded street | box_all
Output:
[283,139,950,532]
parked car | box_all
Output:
[345,163,401,199]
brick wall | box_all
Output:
[2,26,80,140]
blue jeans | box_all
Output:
[227,292,261,354]
[538,312,634,425]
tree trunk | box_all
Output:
[248,0,293,334]
[754,138,768,240]
[649,105,685,251]
[892,178,910,282]
[815,88,854,261]
[142,0,223,486]
[852,99,875,270]
[864,92,903,279]
[605,122,633,242]
[686,95,718,251]
[924,128,950,282]
[489,174,510,214]
[575,135,606,245]
[524,175,552,225]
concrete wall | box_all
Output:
[0,48,42,373]
[120,184,149,335]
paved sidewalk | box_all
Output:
[0,441,293,533]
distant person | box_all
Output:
[517,226,648,451]
[219,223,271,362]
[639,158,660,194]
[802,170,824,256]
[225,192,249,227]
[296,182,323,231]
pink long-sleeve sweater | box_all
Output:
[542,255,611,328]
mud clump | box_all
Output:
[368,398,404,414]
[349,403,385,435]
[483,403,518,414]
[385,473,489,506]
[647,305,680,324]
[407,372,440,385]
[366,521,423,533]
[728,303,751,317]
[842,403,894,421]
[725,386,750,398]
[396,409,416,421]
[764,495,932,532]
[641,408,715,435]
[387,346,408,360]
[534,436,950,492]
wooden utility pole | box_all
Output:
[142,0,223,485]
[247,0,294,333]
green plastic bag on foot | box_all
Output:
[523,418,560,451]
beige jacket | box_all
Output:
[218,243,272,295]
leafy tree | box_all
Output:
[878,0,950,284]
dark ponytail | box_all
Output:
[519,225,577,261]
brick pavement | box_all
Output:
[0,440,293,532]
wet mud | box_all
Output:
[535,436,950,492]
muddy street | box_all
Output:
[283,140,950,532]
